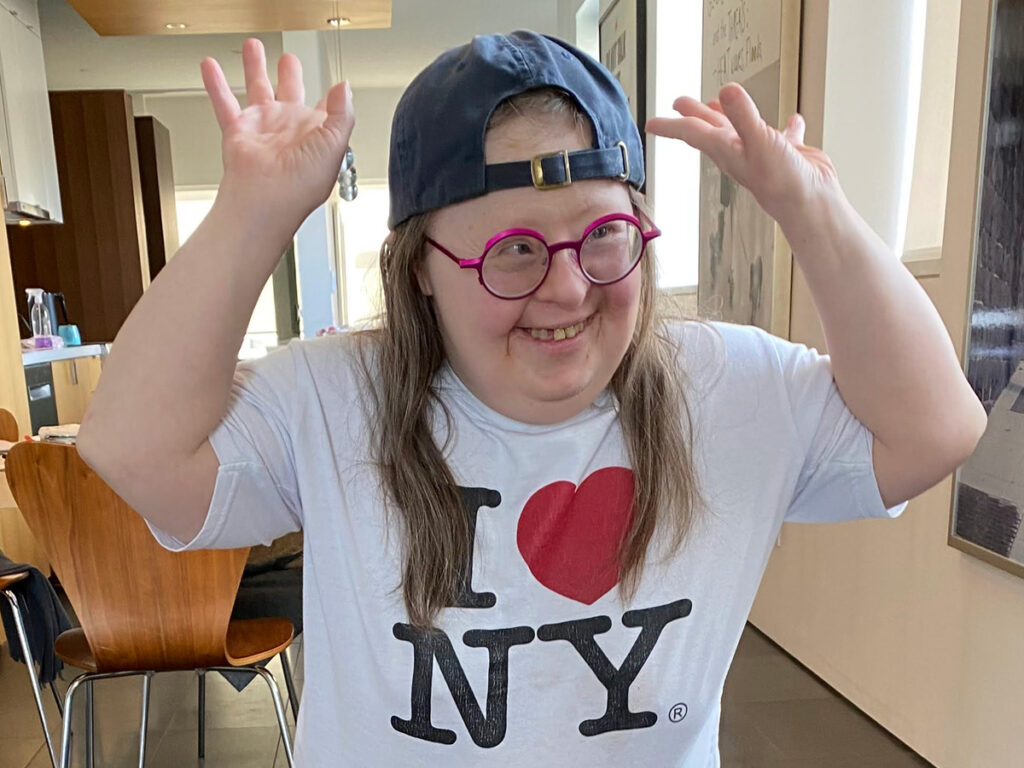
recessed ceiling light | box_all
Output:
[326,17,351,27]
[165,22,187,30]
[17,220,31,227]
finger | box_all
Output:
[242,38,274,106]
[314,97,326,112]
[200,57,240,131]
[672,95,730,129]
[322,81,355,140]
[276,53,305,104]
[717,83,768,147]
[783,113,806,146]
[646,115,728,162]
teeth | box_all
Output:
[528,320,585,341]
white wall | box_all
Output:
[137,93,223,188]
[138,85,402,188]
[904,0,962,257]
[349,87,404,183]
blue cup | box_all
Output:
[58,324,81,346]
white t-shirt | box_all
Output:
[151,321,906,767]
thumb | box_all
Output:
[322,81,355,140]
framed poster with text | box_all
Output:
[599,0,647,175]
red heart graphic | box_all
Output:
[516,467,634,604]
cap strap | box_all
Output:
[484,142,629,192]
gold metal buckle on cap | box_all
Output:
[530,150,572,190]
[616,141,629,181]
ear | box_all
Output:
[414,261,434,296]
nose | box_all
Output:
[532,247,589,306]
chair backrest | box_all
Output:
[0,408,20,441]
[6,441,248,672]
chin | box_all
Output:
[524,370,600,406]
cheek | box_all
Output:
[601,271,643,319]
[430,268,524,343]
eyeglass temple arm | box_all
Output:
[425,237,466,266]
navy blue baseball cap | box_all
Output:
[387,30,645,228]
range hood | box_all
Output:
[3,195,55,225]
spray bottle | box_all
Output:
[26,288,54,349]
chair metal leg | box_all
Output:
[138,671,152,768]
[60,676,86,768]
[3,590,58,768]
[50,681,64,718]
[206,665,294,767]
[254,666,294,768]
[60,672,155,768]
[85,680,95,768]
[197,669,206,759]
[279,650,299,722]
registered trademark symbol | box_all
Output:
[668,702,688,723]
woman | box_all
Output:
[78,31,985,766]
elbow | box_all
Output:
[937,395,988,475]
[958,396,988,460]
[75,405,124,481]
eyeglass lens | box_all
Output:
[482,219,644,298]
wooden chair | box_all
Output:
[0,406,20,441]
[6,441,296,767]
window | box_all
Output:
[174,188,281,359]
[335,183,389,327]
[651,0,702,291]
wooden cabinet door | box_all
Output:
[52,356,103,425]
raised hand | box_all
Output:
[646,83,841,228]
[201,38,355,223]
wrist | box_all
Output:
[209,179,309,247]
[774,186,857,258]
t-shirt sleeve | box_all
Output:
[772,335,908,523]
[147,344,304,551]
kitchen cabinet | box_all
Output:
[0,0,61,223]
[7,90,152,342]
[52,355,102,425]
[135,115,179,280]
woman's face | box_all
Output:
[418,112,642,425]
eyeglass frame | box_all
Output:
[424,211,662,300]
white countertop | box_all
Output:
[22,343,110,366]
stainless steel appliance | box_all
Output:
[24,362,58,434]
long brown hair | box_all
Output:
[358,89,702,627]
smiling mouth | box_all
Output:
[522,316,591,342]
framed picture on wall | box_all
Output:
[949,0,1024,578]
[599,0,647,162]
[696,0,801,337]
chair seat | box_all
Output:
[55,618,294,673]
[54,627,97,672]
[0,571,29,591]
[225,618,294,666]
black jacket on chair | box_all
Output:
[0,551,72,685]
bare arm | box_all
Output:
[648,85,987,507]
[77,39,355,542]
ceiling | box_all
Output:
[38,0,560,92]
[64,0,392,36]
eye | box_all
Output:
[507,241,535,256]
[495,237,541,258]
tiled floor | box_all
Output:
[0,625,933,767]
